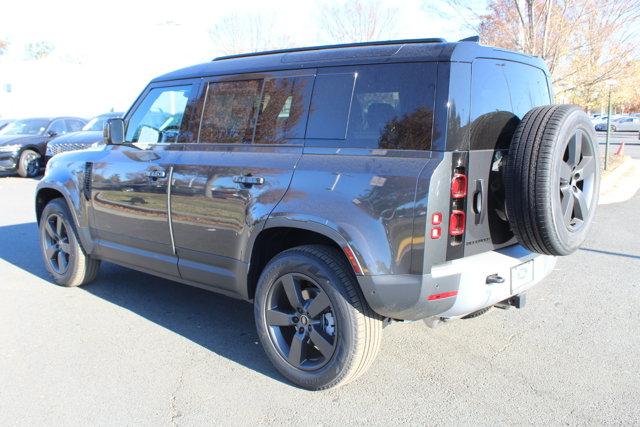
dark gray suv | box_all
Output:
[35,38,600,390]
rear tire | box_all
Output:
[17,149,41,178]
[254,245,382,390]
[505,105,600,256]
[39,198,100,287]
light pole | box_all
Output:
[604,79,618,171]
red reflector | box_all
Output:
[342,246,363,275]
[451,173,467,199]
[431,212,442,225]
[449,210,466,236]
[430,227,441,239]
[427,290,458,301]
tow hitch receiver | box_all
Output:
[495,293,526,310]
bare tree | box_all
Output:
[25,41,55,60]
[441,0,640,109]
[319,0,399,43]
[209,13,294,55]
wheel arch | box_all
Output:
[35,180,95,254]
[245,219,362,300]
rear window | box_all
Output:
[306,63,437,150]
[470,60,550,150]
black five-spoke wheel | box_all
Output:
[265,273,336,370]
[254,245,382,390]
[39,198,101,287]
[559,129,596,231]
[505,104,600,256]
[43,213,71,274]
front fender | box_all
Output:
[36,152,95,253]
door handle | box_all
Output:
[145,169,166,179]
[473,179,485,225]
[233,175,265,186]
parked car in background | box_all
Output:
[46,112,123,161]
[594,116,623,131]
[0,116,86,177]
[610,116,640,132]
[0,119,13,131]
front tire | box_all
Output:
[254,245,382,390]
[17,149,41,178]
[39,198,100,287]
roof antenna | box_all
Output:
[459,35,480,43]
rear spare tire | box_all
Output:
[505,105,600,256]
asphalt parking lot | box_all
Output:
[597,131,640,159]
[1,170,639,425]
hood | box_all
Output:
[48,131,102,146]
[0,134,45,147]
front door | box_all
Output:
[170,71,314,293]
[90,82,197,276]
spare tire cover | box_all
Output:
[504,105,600,256]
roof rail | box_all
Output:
[212,38,448,61]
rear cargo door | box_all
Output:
[465,59,551,256]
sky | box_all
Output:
[0,0,486,118]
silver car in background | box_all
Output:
[611,116,640,132]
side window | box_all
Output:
[348,63,436,150]
[506,62,551,117]
[66,119,85,132]
[306,63,437,150]
[470,59,551,150]
[199,80,261,144]
[471,62,511,120]
[306,74,356,139]
[126,85,191,144]
[254,76,313,143]
[48,119,67,136]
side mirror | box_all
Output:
[47,130,58,137]
[104,118,125,145]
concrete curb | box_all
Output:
[599,156,640,205]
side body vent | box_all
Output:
[83,162,93,201]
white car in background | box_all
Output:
[611,116,640,132]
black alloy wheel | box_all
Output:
[505,104,600,256]
[42,213,71,274]
[39,198,101,287]
[559,129,596,232]
[254,245,383,390]
[265,273,337,370]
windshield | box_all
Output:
[82,116,107,132]
[0,119,49,136]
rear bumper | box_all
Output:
[357,245,556,321]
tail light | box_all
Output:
[449,210,465,236]
[448,165,467,248]
[451,173,467,199]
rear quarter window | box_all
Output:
[470,59,551,150]
[306,63,437,150]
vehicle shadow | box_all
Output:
[0,221,285,385]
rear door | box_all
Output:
[90,82,198,276]
[465,59,551,256]
[169,70,313,293]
